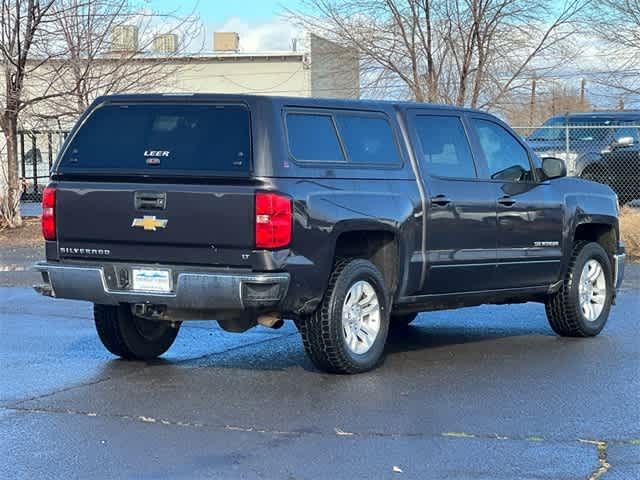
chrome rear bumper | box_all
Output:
[33,262,289,311]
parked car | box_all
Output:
[599,133,640,206]
[35,94,625,373]
[526,111,640,204]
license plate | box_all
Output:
[132,268,171,293]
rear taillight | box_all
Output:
[255,192,292,249]
[42,186,56,241]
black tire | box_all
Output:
[390,312,418,329]
[94,304,180,360]
[545,241,613,337]
[297,259,390,374]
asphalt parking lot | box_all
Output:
[1,258,639,479]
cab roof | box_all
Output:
[92,93,482,115]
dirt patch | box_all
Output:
[620,207,640,262]
[0,217,44,249]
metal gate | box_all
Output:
[18,130,68,202]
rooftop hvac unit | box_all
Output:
[111,25,139,53]
[213,32,239,52]
[153,34,178,54]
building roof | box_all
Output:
[121,50,305,61]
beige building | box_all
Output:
[154,32,360,99]
[2,32,359,195]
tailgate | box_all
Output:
[52,99,259,265]
[56,182,256,265]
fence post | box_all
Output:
[564,122,570,161]
[19,132,25,181]
[31,134,38,194]
[47,132,53,170]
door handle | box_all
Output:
[431,194,452,206]
[498,196,516,207]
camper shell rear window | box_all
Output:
[58,102,251,176]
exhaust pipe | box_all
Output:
[257,313,284,329]
[33,283,53,297]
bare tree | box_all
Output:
[41,0,202,121]
[287,0,588,108]
[585,0,640,104]
[0,0,201,227]
[0,0,70,227]
[503,82,592,129]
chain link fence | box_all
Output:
[513,123,640,206]
[0,130,69,203]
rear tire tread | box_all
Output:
[94,304,179,360]
[94,304,130,357]
[298,259,388,374]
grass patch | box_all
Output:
[0,217,43,248]
[620,207,640,262]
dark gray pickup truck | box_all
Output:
[35,94,626,373]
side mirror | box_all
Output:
[613,136,634,148]
[542,157,566,180]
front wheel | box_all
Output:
[545,241,613,337]
[297,259,390,374]
[94,304,180,360]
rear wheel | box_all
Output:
[94,304,180,360]
[297,259,390,374]
[545,241,613,337]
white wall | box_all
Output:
[166,55,310,96]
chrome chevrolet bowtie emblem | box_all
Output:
[131,216,168,231]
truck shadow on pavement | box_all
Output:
[99,316,558,374]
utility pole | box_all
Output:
[618,97,625,111]
[580,78,586,109]
[529,78,537,127]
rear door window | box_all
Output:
[286,113,345,162]
[334,115,401,165]
[59,103,251,175]
[413,115,477,178]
